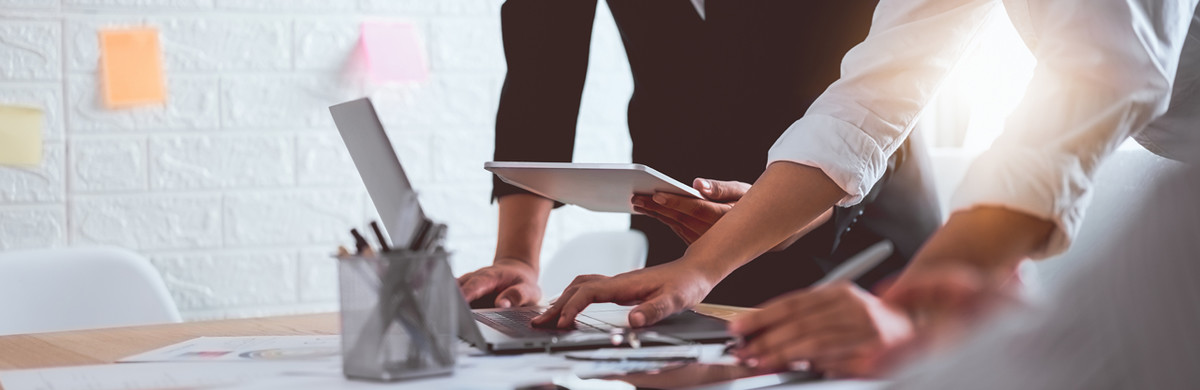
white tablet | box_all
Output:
[484,162,703,213]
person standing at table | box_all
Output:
[535,0,1200,377]
[457,1,943,310]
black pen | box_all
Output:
[369,221,391,253]
[409,219,433,251]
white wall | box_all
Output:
[0,0,634,320]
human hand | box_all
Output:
[531,260,717,329]
[633,178,828,251]
[881,263,1023,354]
[456,258,542,308]
[632,178,750,245]
[728,282,914,377]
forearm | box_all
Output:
[771,207,833,252]
[682,162,847,282]
[494,194,554,272]
[909,206,1055,278]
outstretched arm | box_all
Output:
[461,0,600,308]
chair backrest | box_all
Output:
[539,230,648,299]
[0,246,181,335]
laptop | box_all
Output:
[329,98,731,353]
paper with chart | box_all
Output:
[118,335,341,363]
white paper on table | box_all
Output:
[119,336,341,363]
[0,361,333,390]
[218,348,704,390]
[216,354,568,390]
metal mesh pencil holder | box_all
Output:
[337,249,459,381]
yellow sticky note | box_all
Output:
[99,27,167,108]
[0,105,44,166]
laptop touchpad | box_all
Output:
[580,310,631,328]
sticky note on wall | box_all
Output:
[99,27,167,108]
[0,105,44,166]
[360,22,429,83]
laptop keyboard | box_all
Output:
[474,309,612,338]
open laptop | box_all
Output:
[329,98,731,353]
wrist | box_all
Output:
[677,247,736,287]
[911,206,1054,275]
[494,256,539,274]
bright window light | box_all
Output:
[922,7,1037,151]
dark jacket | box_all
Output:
[492,0,941,306]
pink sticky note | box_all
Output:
[360,22,429,83]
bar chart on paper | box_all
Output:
[119,336,341,363]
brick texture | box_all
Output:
[0,21,62,81]
[71,137,148,192]
[150,134,295,189]
[0,1,634,320]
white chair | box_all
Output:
[538,230,648,300]
[0,246,182,335]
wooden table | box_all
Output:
[0,313,340,371]
[0,304,750,372]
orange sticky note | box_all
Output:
[99,27,167,108]
[0,105,43,166]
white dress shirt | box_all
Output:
[888,155,1200,390]
[767,0,1200,257]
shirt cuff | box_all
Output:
[767,114,888,207]
[491,176,565,208]
[950,148,1089,259]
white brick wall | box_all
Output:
[0,0,634,320]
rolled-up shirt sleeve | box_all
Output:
[771,0,1197,258]
[768,0,1004,206]
[951,0,1198,258]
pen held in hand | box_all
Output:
[814,240,893,286]
[727,240,894,356]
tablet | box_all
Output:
[484,162,704,213]
[521,364,818,390]
[602,364,817,390]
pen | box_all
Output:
[727,240,894,353]
[369,221,391,253]
[814,240,893,286]
[408,219,433,251]
[420,223,447,252]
